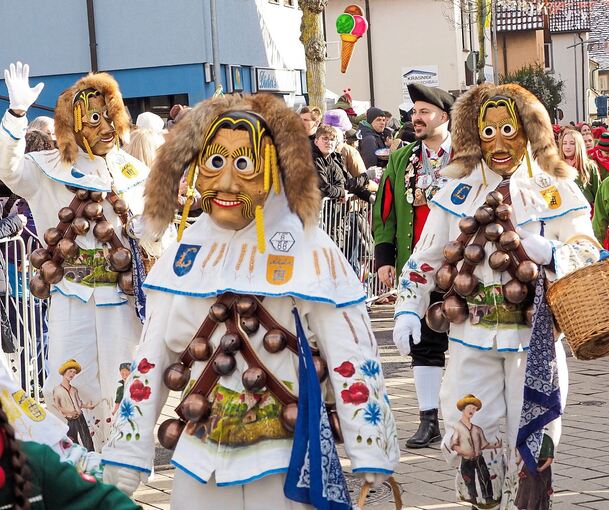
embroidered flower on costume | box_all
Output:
[334,361,356,378]
[360,359,380,378]
[409,272,427,284]
[129,380,152,402]
[137,358,155,374]
[420,263,434,272]
[119,399,136,421]
[363,401,382,425]
[407,259,417,270]
[341,382,370,405]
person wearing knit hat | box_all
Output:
[322,108,352,132]
[393,82,600,509]
[101,93,399,507]
[359,107,387,168]
[0,62,174,453]
[135,111,164,133]
[373,82,455,450]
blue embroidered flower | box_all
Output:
[407,259,417,270]
[119,399,135,421]
[360,359,380,378]
[399,278,411,290]
[363,401,382,425]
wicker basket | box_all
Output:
[546,259,609,360]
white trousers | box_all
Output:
[439,340,568,510]
[170,471,312,509]
[42,294,142,451]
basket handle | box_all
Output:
[357,476,402,509]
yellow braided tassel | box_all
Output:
[271,144,280,194]
[82,137,95,160]
[177,161,199,241]
[73,106,80,133]
[525,149,533,178]
[481,162,488,187]
[263,143,271,193]
[255,205,265,253]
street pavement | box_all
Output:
[133,305,609,509]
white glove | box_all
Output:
[103,465,146,496]
[4,62,44,112]
[517,228,553,266]
[358,471,390,487]
[393,313,421,356]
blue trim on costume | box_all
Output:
[101,459,151,475]
[448,337,493,350]
[50,285,127,306]
[394,310,421,320]
[449,336,529,352]
[1,120,20,141]
[216,467,289,487]
[25,153,147,193]
[429,199,466,218]
[516,206,589,226]
[352,468,394,475]
[142,283,366,309]
[170,460,208,484]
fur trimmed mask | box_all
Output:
[54,73,130,165]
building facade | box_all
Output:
[0,0,306,120]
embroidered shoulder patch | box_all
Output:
[451,183,472,205]
[270,232,295,252]
[266,254,294,285]
[71,168,85,178]
[121,162,139,179]
[534,173,552,188]
[540,185,561,210]
[173,244,201,276]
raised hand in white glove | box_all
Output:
[393,313,421,356]
[358,471,390,487]
[103,464,146,496]
[4,62,44,113]
[517,228,553,266]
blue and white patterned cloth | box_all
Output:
[517,270,562,474]
[284,308,352,509]
[128,235,147,323]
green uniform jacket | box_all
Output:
[372,142,418,275]
[0,441,141,510]
[593,175,609,244]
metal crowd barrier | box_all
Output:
[0,234,47,402]
[318,196,393,302]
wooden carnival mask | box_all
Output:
[73,88,117,159]
[479,96,528,176]
[193,111,279,232]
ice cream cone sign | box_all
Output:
[336,5,368,73]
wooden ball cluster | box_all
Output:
[426,190,536,333]
[158,294,340,451]
[29,188,133,299]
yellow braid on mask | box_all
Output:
[271,144,280,194]
[177,160,199,241]
[73,105,81,133]
[481,162,488,187]
[525,148,533,178]
[255,205,265,253]
[263,143,271,193]
[82,137,95,160]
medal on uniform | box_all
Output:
[406,187,414,204]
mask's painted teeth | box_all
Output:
[212,198,241,208]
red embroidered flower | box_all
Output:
[341,382,369,405]
[137,358,155,374]
[334,361,355,378]
[420,264,434,272]
[130,380,152,402]
[409,272,427,284]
